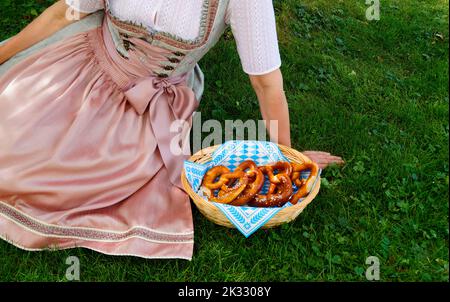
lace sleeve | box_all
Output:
[226,0,282,75]
[65,0,105,14]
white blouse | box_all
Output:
[65,0,282,75]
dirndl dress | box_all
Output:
[0,0,229,260]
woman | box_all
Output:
[0,0,343,259]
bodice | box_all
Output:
[104,0,229,78]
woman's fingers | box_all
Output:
[321,155,345,165]
[302,151,345,169]
[328,155,345,163]
[303,151,330,156]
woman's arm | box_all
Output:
[250,68,291,147]
[250,68,345,169]
[0,0,90,64]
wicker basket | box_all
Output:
[181,144,321,229]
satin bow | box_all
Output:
[124,75,187,116]
[122,74,199,188]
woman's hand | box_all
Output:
[302,151,345,169]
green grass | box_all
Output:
[0,0,448,281]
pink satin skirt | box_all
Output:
[0,19,199,259]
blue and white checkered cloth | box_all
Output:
[184,140,322,237]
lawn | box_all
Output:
[0,0,448,281]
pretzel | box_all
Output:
[259,162,292,184]
[202,166,231,190]
[209,171,249,204]
[248,174,293,207]
[290,162,319,204]
[202,160,318,207]
[202,165,250,204]
[257,161,293,196]
[291,163,304,187]
[226,160,265,206]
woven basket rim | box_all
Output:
[181,142,321,228]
